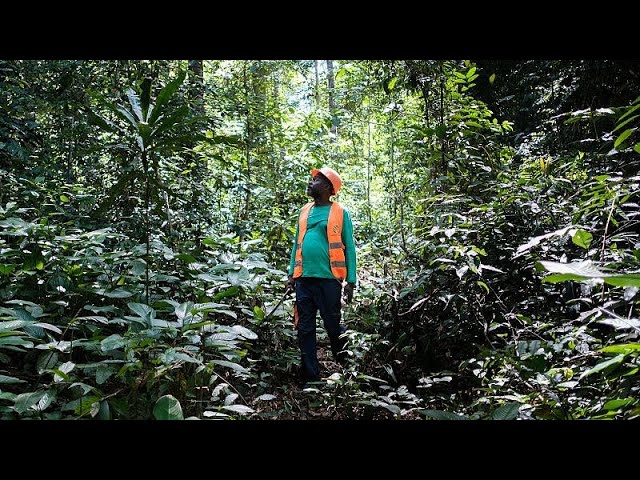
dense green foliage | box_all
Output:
[1,59,638,419]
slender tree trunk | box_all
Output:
[399,185,407,252]
[188,60,205,238]
[326,60,337,136]
[188,60,205,117]
[314,60,321,105]
[143,149,150,306]
[64,104,74,182]
[273,71,285,177]
[366,62,372,224]
[421,83,430,128]
[367,112,372,224]
[389,115,397,218]
[240,61,252,238]
[439,61,447,178]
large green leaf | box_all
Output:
[159,349,200,365]
[571,229,593,249]
[153,395,184,420]
[226,267,251,286]
[231,325,257,340]
[371,400,401,415]
[97,400,112,420]
[614,128,635,149]
[618,102,640,122]
[538,260,640,288]
[601,343,640,354]
[150,105,190,138]
[114,105,139,130]
[602,398,636,411]
[73,395,101,417]
[85,108,119,133]
[193,302,229,311]
[33,322,62,335]
[0,319,32,330]
[0,264,15,275]
[176,254,197,264]
[597,317,640,330]
[140,77,152,121]
[84,305,119,313]
[212,360,249,374]
[0,331,26,338]
[580,354,625,380]
[101,288,134,298]
[257,394,276,401]
[221,404,254,415]
[612,114,639,132]
[0,336,34,349]
[492,402,520,420]
[14,390,48,414]
[0,374,26,384]
[148,69,186,126]
[174,302,194,321]
[4,299,40,308]
[418,409,468,420]
[601,276,640,288]
[514,225,577,258]
[213,286,240,301]
[96,365,116,385]
[100,334,126,352]
[128,302,154,325]
[126,88,143,122]
[538,260,604,278]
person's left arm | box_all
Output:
[342,209,357,302]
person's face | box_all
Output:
[306,174,332,197]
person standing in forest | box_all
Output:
[286,166,357,386]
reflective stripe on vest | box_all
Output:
[292,201,347,280]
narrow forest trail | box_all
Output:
[252,260,409,420]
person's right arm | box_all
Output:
[287,215,299,289]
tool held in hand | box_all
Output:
[262,285,293,323]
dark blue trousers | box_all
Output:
[295,277,346,382]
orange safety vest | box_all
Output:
[293,201,347,280]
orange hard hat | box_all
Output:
[311,166,342,195]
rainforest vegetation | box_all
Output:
[1,59,639,420]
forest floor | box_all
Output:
[257,346,349,420]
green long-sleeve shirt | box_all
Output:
[288,203,357,284]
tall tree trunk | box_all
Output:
[366,62,372,224]
[314,60,321,105]
[439,61,447,179]
[64,103,74,182]
[241,61,252,238]
[367,113,372,224]
[389,115,397,218]
[188,60,205,238]
[273,71,284,178]
[188,60,205,117]
[142,148,150,306]
[326,60,337,136]
[421,82,431,129]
